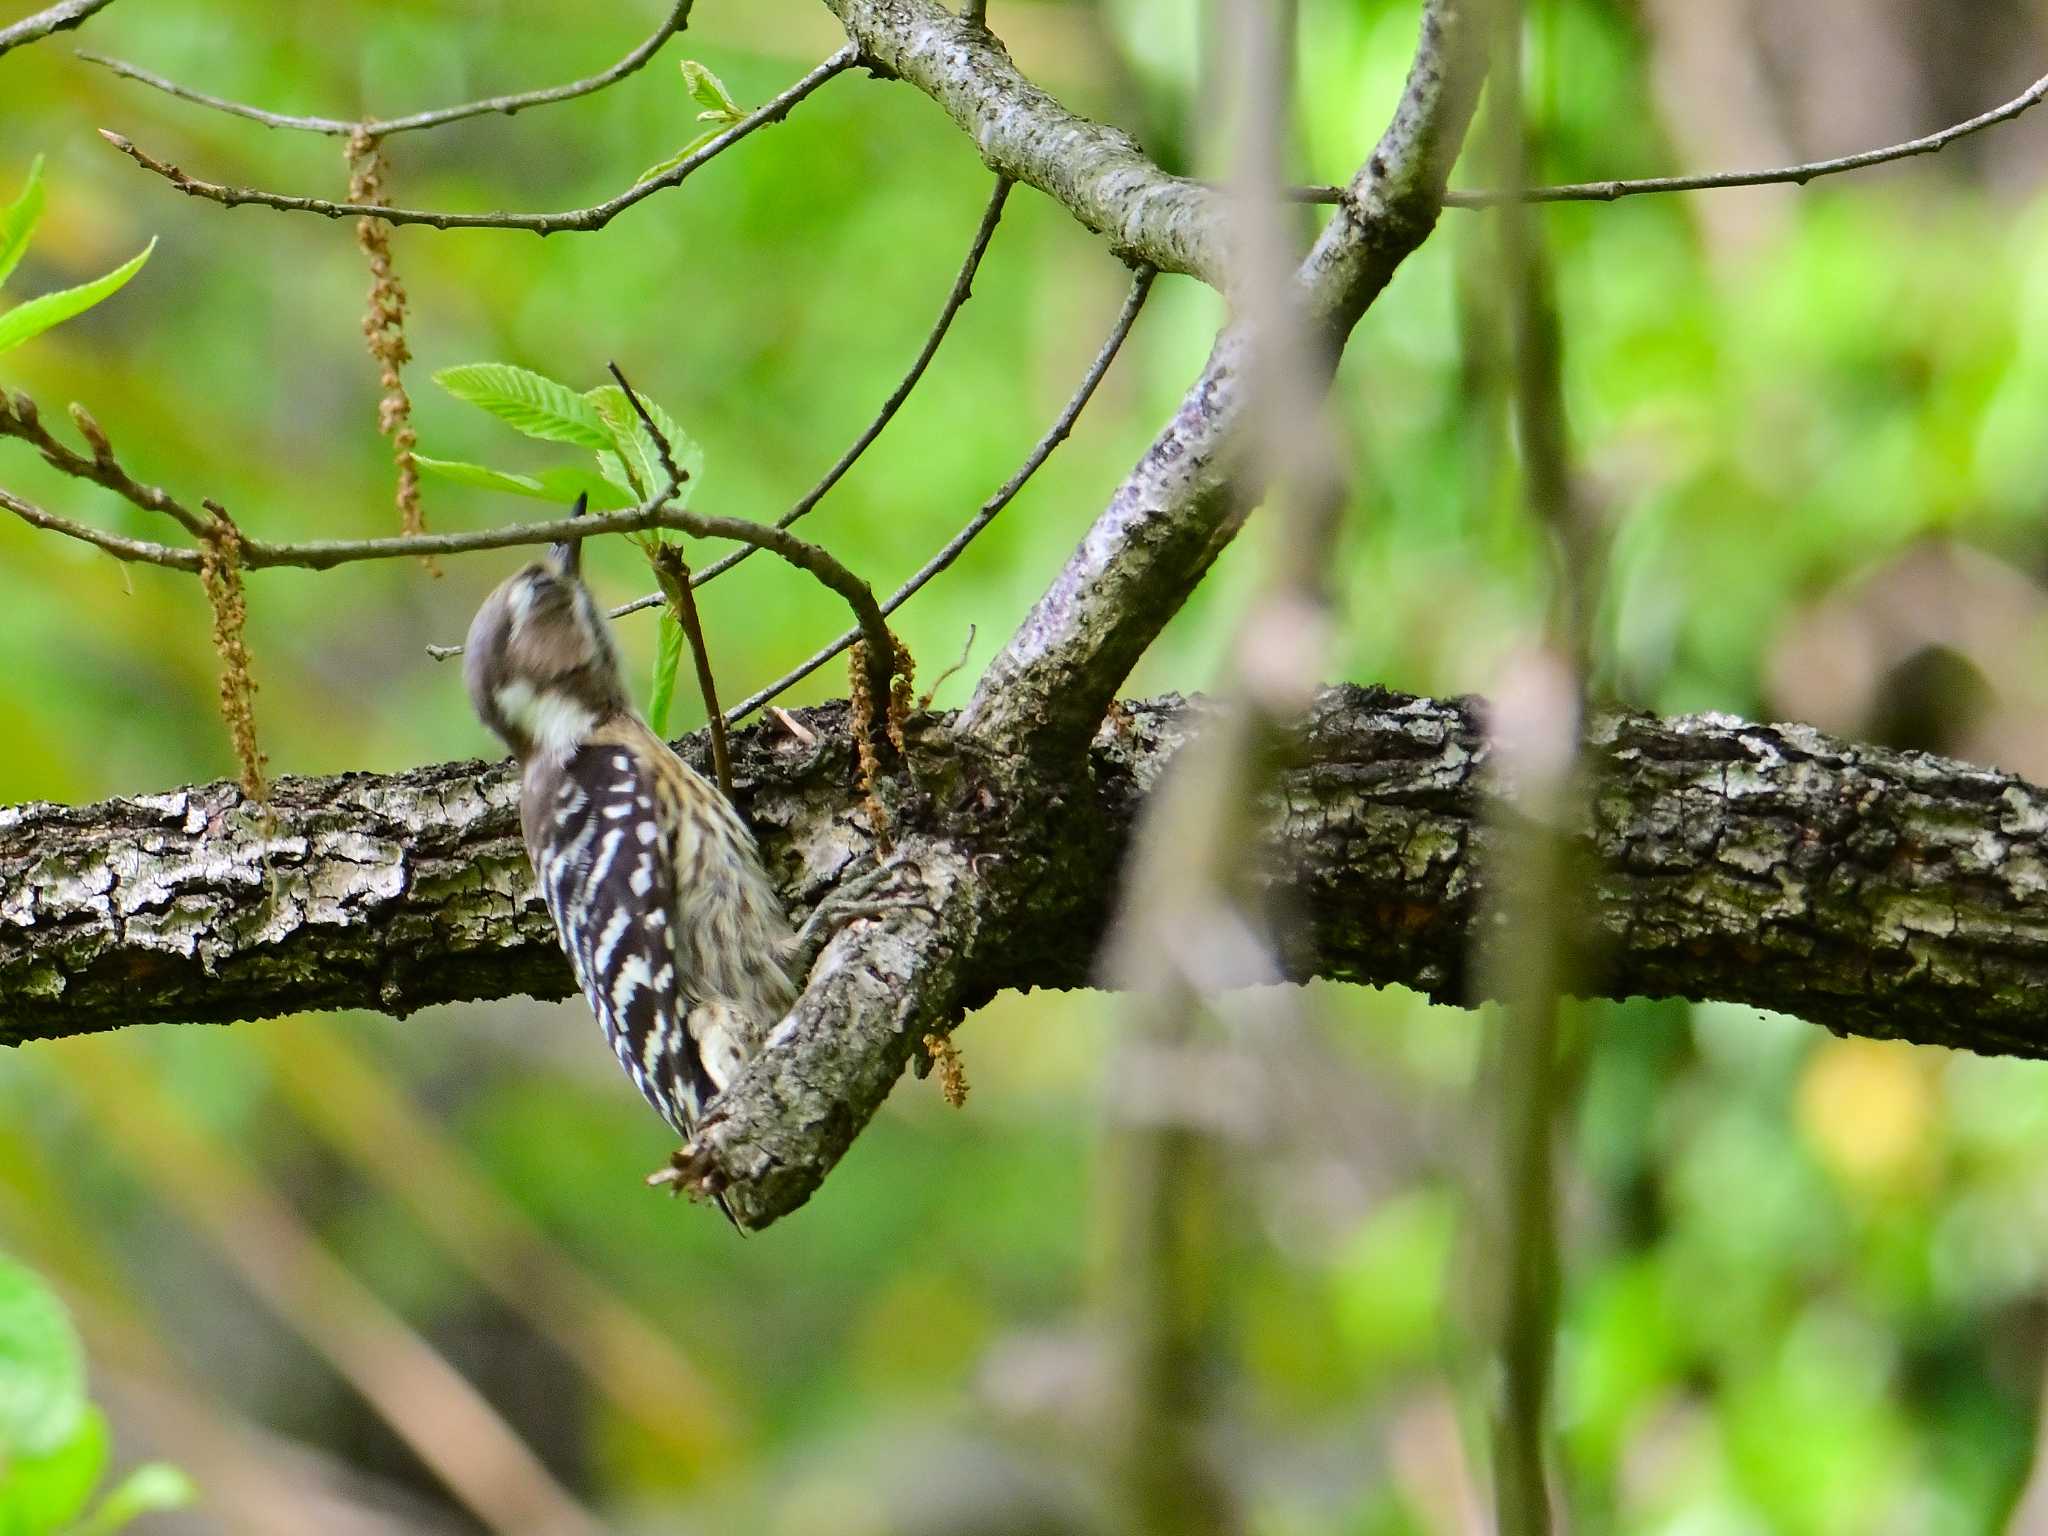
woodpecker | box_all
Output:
[464,499,795,1210]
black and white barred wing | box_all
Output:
[531,741,721,1138]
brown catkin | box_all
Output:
[887,632,915,753]
[848,641,892,850]
[923,1033,969,1108]
[347,130,431,571]
[198,509,267,801]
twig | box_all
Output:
[607,361,734,794]
[1,391,212,539]
[98,48,857,234]
[917,624,976,711]
[961,0,988,28]
[0,487,198,569]
[78,0,694,137]
[652,546,731,792]
[0,0,116,61]
[2,380,896,721]
[6,463,900,717]
[1277,68,2048,209]
[724,264,1154,724]
[612,175,1016,614]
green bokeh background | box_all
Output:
[6,0,2048,1531]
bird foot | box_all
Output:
[787,859,932,980]
[648,1140,745,1230]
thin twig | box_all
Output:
[98,48,857,234]
[3,397,898,693]
[0,487,199,569]
[653,547,731,792]
[79,0,694,137]
[1,391,213,539]
[607,361,733,793]
[0,0,115,61]
[611,174,1015,619]
[723,264,1155,724]
[1278,68,2048,209]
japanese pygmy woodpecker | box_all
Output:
[463,504,795,1204]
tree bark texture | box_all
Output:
[6,688,2048,1221]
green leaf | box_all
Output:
[432,363,614,450]
[412,455,633,510]
[0,1404,108,1530]
[0,157,48,292]
[0,1253,86,1459]
[635,127,724,187]
[76,1461,197,1535]
[680,60,744,121]
[647,607,685,736]
[585,385,703,505]
[0,238,155,357]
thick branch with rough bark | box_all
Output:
[9,688,2048,1223]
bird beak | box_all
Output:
[548,492,589,580]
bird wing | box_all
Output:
[531,736,718,1139]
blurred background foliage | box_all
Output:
[5,0,2048,1530]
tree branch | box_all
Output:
[1438,65,2048,205]
[79,0,695,137]
[822,0,1230,283]
[11,687,2048,1223]
[0,0,115,61]
[722,262,1155,724]
[97,48,855,234]
[611,173,1016,615]
[962,0,1490,759]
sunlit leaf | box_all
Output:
[0,1403,107,1529]
[647,606,685,735]
[432,363,614,450]
[0,238,155,356]
[0,1252,86,1458]
[412,455,633,509]
[680,59,744,121]
[0,156,48,292]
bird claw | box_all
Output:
[646,1140,721,1198]
[649,1140,747,1230]
[787,859,933,979]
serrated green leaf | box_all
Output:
[412,455,632,510]
[77,1460,197,1535]
[0,237,155,357]
[0,157,48,292]
[0,1403,108,1529]
[432,363,614,450]
[636,127,725,187]
[0,1253,86,1459]
[586,385,703,506]
[647,608,686,736]
[680,60,743,121]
